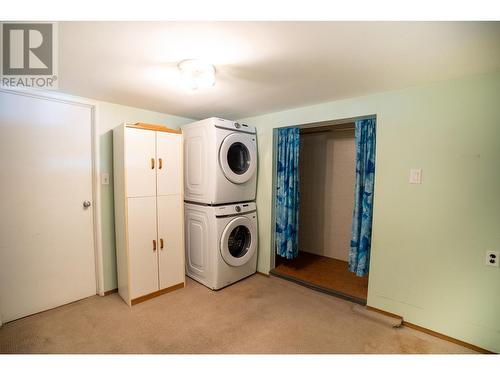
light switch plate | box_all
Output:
[409,168,422,184]
[101,172,110,185]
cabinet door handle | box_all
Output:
[160,238,164,250]
[158,158,163,170]
[153,240,157,251]
[150,158,155,169]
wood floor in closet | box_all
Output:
[272,251,369,302]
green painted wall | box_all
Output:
[239,71,500,353]
[97,101,193,291]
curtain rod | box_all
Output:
[301,128,354,135]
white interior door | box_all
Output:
[156,132,182,196]
[157,195,184,289]
[127,196,159,298]
[125,128,157,197]
[0,90,96,322]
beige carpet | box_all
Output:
[0,274,474,354]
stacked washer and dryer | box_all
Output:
[182,118,258,290]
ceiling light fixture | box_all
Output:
[177,59,216,91]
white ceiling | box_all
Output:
[58,22,500,119]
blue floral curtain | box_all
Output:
[275,128,300,259]
[349,118,376,277]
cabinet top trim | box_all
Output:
[126,122,182,134]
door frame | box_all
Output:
[269,114,377,271]
[0,88,105,303]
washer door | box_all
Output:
[220,216,257,267]
[219,133,257,184]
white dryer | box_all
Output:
[185,201,258,290]
[182,117,257,205]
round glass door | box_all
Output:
[227,225,251,258]
[220,216,257,267]
[219,133,257,184]
[227,142,250,175]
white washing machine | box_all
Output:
[182,117,257,205]
[185,201,258,290]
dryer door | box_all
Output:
[219,133,257,184]
[220,216,257,267]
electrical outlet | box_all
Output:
[485,251,499,267]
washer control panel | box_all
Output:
[215,202,256,217]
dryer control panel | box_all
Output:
[214,117,256,134]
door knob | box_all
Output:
[83,200,91,208]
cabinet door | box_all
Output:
[156,132,182,196]
[127,197,159,299]
[125,128,157,197]
[157,195,185,289]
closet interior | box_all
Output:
[272,122,369,304]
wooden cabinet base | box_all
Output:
[131,282,184,306]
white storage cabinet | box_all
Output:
[114,123,185,305]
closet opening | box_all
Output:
[270,117,376,305]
